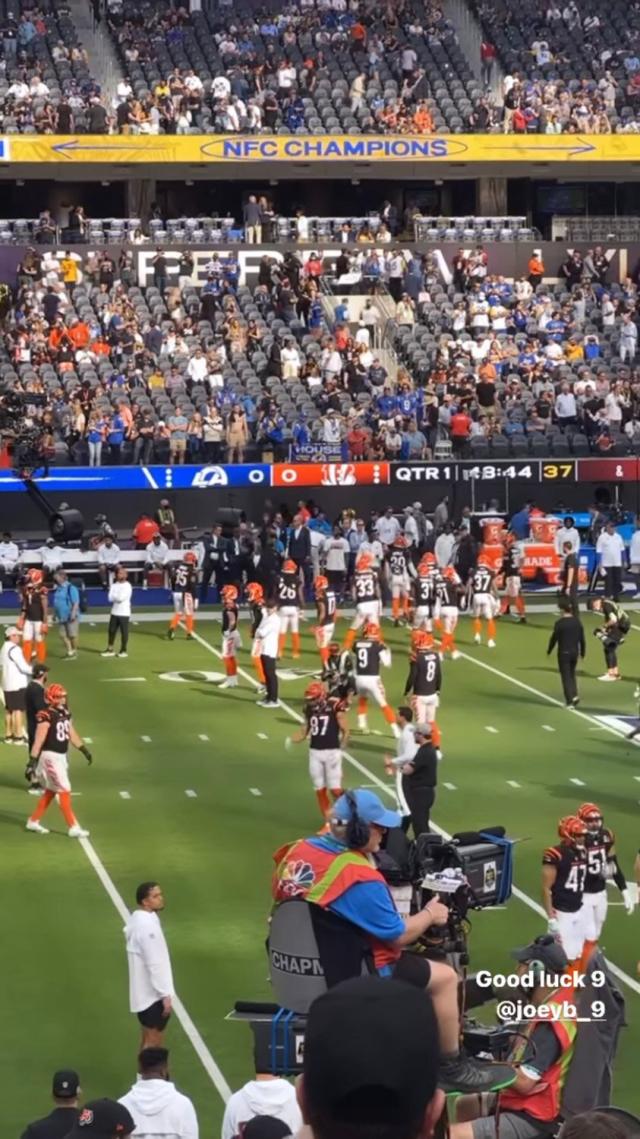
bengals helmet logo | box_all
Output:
[79,1108,94,1126]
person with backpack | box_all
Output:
[52,570,81,659]
[589,596,630,682]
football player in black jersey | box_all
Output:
[542,815,588,967]
[577,802,633,962]
[19,567,49,664]
[247,581,267,689]
[277,559,304,659]
[404,630,442,751]
[412,554,440,647]
[25,683,92,838]
[314,574,337,668]
[500,533,526,623]
[168,550,198,640]
[220,584,241,689]
[288,680,348,824]
[589,596,629,681]
[352,622,399,737]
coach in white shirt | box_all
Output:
[375,507,401,548]
[0,531,19,588]
[124,881,174,1048]
[144,534,171,587]
[97,534,122,588]
[384,705,418,818]
[102,566,132,658]
[255,601,281,708]
[554,516,580,556]
[596,520,626,600]
[0,626,31,743]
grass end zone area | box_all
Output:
[2,607,640,1130]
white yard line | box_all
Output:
[185,789,198,798]
[188,627,640,999]
[119,791,131,800]
[198,734,209,742]
[541,725,555,732]
[442,782,457,791]
[506,781,521,788]
[256,732,268,740]
[140,735,152,743]
[485,726,499,734]
[78,836,232,1101]
[570,777,586,786]
[100,677,147,683]
[249,788,263,797]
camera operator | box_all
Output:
[588,596,630,682]
[272,787,514,1095]
[450,935,576,1139]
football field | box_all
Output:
[2,607,640,1132]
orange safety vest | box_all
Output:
[272,838,401,970]
[499,994,576,1122]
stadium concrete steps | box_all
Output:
[67,0,124,110]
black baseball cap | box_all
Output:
[243,1118,292,1139]
[512,933,568,973]
[65,1099,135,1137]
[303,977,439,1125]
[33,663,49,678]
[53,1069,79,1098]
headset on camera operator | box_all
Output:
[271,787,514,1096]
[450,935,577,1139]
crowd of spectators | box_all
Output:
[0,5,110,134]
[473,0,640,134]
[104,0,479,136]
[4,237,640,468]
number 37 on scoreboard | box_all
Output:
[542,462,576,480]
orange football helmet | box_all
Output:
[46,683,67,706]
[411,630,431,650]
[28,569,44,585]
[364,622,382,641]
[184,550,198,565]
[356,553,373,571]
[246,582,264,602]
[443,566,458,581]
[558,815,587,845]
[283,559,297,574]
[420,553,436,567]
[578,803,603,832]
[221,584,238,602]
[393,535,407,547]
[314,575,329,593]
[305,681,327,702]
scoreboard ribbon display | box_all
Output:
[0,458,635,492]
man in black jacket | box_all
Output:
[400,723,438,838]
[559,540,579,616]
[287,513,312,585]
[20,1069,81,1139]
[547,598,585,706]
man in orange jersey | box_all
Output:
[18,568,49,664]
[219,584,241,688]
[343,552,381,650]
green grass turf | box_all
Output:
[2,609,640,1132]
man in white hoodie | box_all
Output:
[119,1048,198,1139]
[221,1050,301,1139]
[124,882,174,1049]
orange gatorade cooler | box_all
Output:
[529,516,560,544]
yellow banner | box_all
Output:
[3,133,640,164]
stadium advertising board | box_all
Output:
[2,244,640,289]
[0,459,635,493]
[0,134,634,165]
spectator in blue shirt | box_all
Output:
[509,503,532,540]
[334,299,349,323]
[377,392,397,418]
[108,412,125,464]
[52,570,81,658]
[292,416,310,448]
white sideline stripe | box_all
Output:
[443,782,457,791]
[257,732,268,740]
[84,737,93,743]
[78,836,232,1101]
[119,791,131,800]
[634,776,640,783]
[458,650,629,741]
[570,778,586,786]
[506,780,521,788]
[189,629,640,1000]
[101,677,147,683]
[249,787,262,797]
[185,789,198,798]
[372,729,382,736]
[485,725,499,734]
[141,735,152,743]
[198,734,209,741]
[542,725,555,732]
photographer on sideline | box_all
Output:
[588,596,630,682]
[272,787,515,1095]
[450,935,576,1139]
